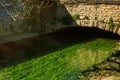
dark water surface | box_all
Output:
[0,27,119,68]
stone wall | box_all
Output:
[29,0,119,35]
[62,3,120,35]
[0,17,29,36]
[0,17,14,36]
[43,0,120,35]
[0,1,61,36]
[64,3,120,22]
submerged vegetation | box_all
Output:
[0,39,118,80]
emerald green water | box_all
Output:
[0,27,119,80]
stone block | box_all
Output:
[117,28,120,35]
[76,20,80,25]
[113,26,119,33]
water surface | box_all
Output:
[0,27,119,68]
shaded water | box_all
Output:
[0,27,119,68]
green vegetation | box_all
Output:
[84,16,89,20]
[94,17,97,20]
[61,14,79,25]
[108,18,115,27]
[0,39,118,80]
[99,20,105,23]
[116,23,120,27]
[72,14,80,20]
[61,15,74,25]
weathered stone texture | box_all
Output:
[60,3,120,35]
[64,4,120,22]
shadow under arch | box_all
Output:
[48,26,120,40]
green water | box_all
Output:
[0,27,119,80]
[0,27,119,67]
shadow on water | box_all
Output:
[0,27,119,68]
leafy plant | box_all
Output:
[95,17,97,20]
[99,20,105,23]
[62,15,74,25]
[84,16,89,20]
[72,14,80,20]
[116,23,120,27]
[108,18,115,27]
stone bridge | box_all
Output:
[39,0,120,35]
[0,0,120,36]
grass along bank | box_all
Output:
[0,39,119,80]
